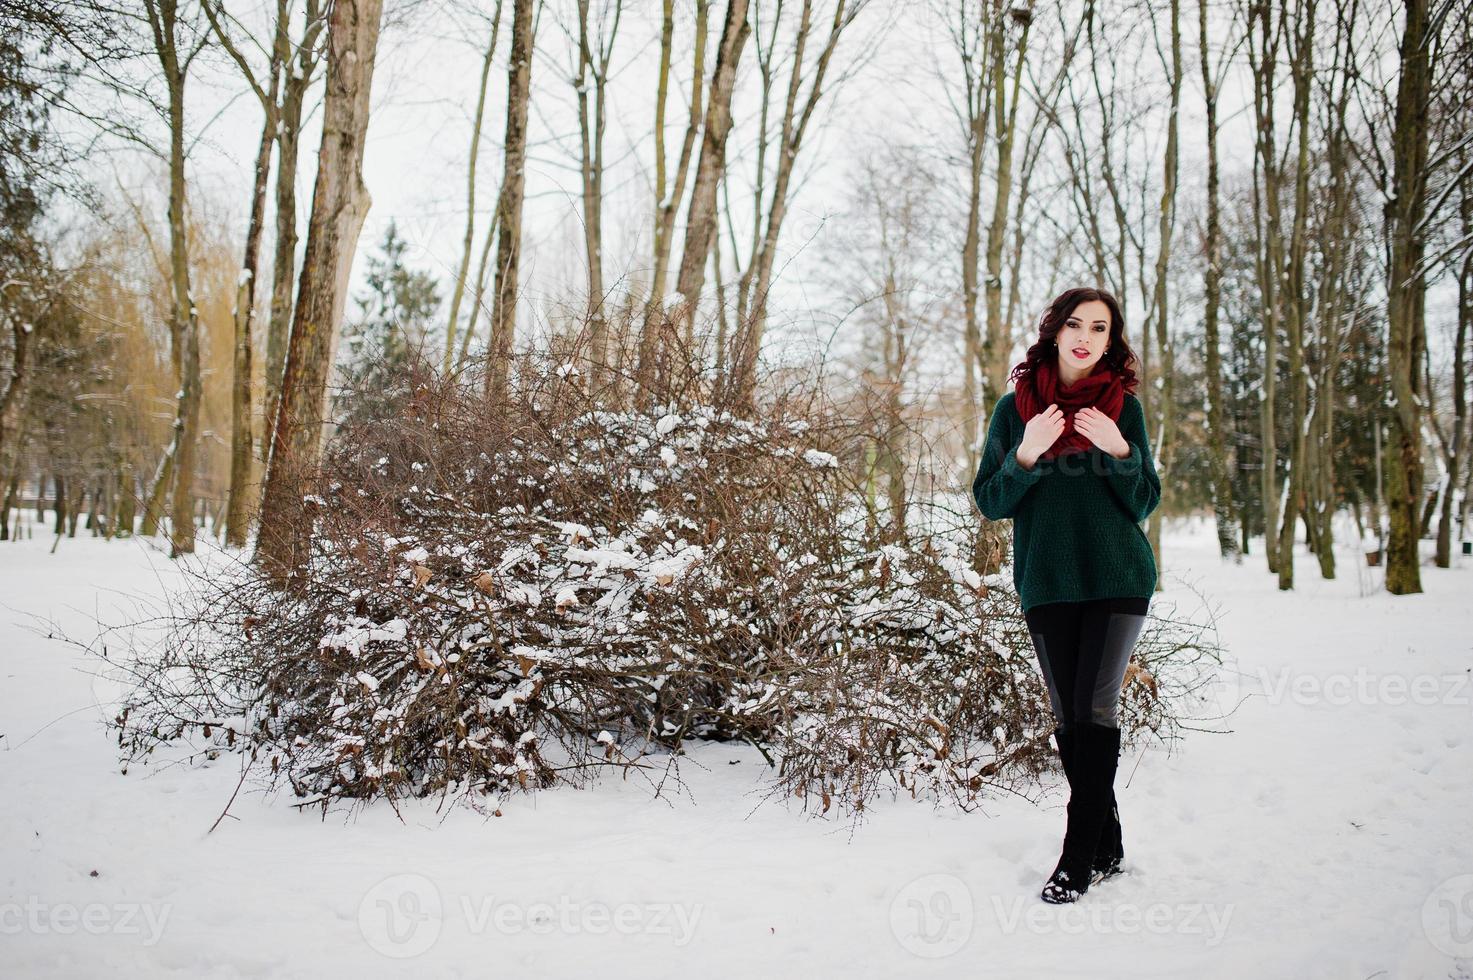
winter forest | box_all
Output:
[2,0,1471,976]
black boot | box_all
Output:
[1096,792,1124,881]
[1042,722,1121,903]
[1052,726,1124,882]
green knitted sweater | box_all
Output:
[971,390,1160,612]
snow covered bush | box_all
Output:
[105,355,1211,818]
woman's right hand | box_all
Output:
[1017,404,1064,469]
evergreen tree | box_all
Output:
[336,220,442,428]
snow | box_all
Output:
[320,617,410,657]
[2,516,1471,976]
[564,545,641,572]
[803,449,839,468]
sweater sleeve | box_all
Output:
[1099,396,1161,523]
[972,395,1042,520]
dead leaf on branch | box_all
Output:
[1124,661,1158,698]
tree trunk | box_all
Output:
[484,0,535,400]
[445,5,503,373]
[1383,0,1431,595]
[637,0,709,394]
[1143,0,1182,594]
[256,0,385,582]
[1198,0,1240,562]
[574,0,623,384]
[140,450,171,537]
[983,5,1028,424]
[456,207,500,371]
[1309,4,1362,583]
[1249,0,1285,574]
[116,461,137,537]
[728,0,856,409]
[0,313,32,512]
[670,0,750,378]
[142,0,205,558]
[1435,151,1470,567]
[950,4,994,475]
[263,0,327,451]
[222,8,288,548]
[52,474,65,534]
[1276,0,1316,591]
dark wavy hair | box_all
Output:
[1007,287,1141,395]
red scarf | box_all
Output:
[1013,356,1127,460]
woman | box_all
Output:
[971,286,1161,904]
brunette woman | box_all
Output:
[971,286,1161,904]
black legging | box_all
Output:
[1023,596,1150,729]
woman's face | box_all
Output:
[1056,299,1112,375]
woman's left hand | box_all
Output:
[1073,407,1131,459]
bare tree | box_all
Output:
[262,0,329,446]
[137,0,209,557]
[1435,149,1470,563]
[444,0,505,373]
[1380,0,1433,595]
[665,0,750,383]
[257,0,386,580]
[980,5,1031,439]
[454,205,501,371]
[936,0,996,467]
[827,146,945,542]
[1424,6,1473,566]
[1246,0,1287,575]
[201,0,291,548]
[725,0,870,408]
[484,0,536,399]
[1197,0,1244,561]
[1304,0,1362,580]
[568,0,623,380]
[1138,0,1184,586]
[1274,0,1317,591]
[636,0,711,388]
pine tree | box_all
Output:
[335,219,442,428]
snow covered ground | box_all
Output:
[2,514,1470,979]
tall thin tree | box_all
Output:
[1382,0,1432,595]
[484,0,536,399]
[256,0,386,580]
